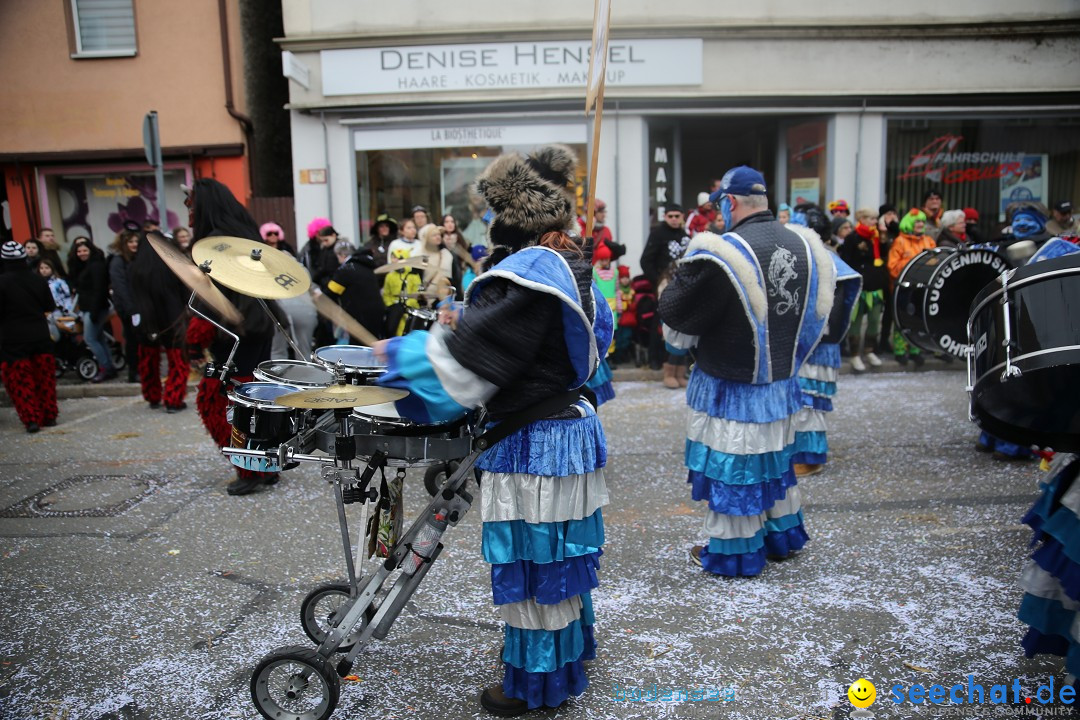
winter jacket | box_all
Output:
[76,254,111,316]
[838,223,890,293]
[325,250,385,342]
[0,260,56,362]
[887,233,936,286]
[107,254,135,317]
[640,223,689,287]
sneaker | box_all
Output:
[912,353,926,368]
[851,356,866,373]
[895,354,909,366]
[479,685,529,717]
[865,352,883,368]
[226,476,263,496]
[689,545,704,567]
[26,422,40,434]
[165,402,188,414]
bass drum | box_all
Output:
[968,253,1080,451]
[894,246,1011,358]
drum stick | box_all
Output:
[312,293,380,347]
[451,242,483,276]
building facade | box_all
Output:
[0,0,253,252]
[281,0,1080,270]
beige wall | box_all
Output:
[282,0,1078,37]
[0,0,248,154]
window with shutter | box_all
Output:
[70,0,136,58]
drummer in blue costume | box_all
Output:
[660,166,836,577]
[787,208,863,476]
[373,145,613,716]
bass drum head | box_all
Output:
[923,248,1010,357]
[969,253,1080,451]
[254,360,335,388]
[893,248,944,354]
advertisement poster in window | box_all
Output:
[790,177,821,207]
[57,172,185,244]
[999,154,1048,214]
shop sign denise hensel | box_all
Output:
[321,39,703,96]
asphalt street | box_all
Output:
[0,370,1070,720]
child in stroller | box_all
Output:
[38,262,126,381]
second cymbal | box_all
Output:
[191,236,311,299]
[375,255,431,275]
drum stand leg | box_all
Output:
[315,450,481,678]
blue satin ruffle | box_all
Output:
[793,430,827,455]
[503,657,588,710]
[685,440,796,486]
[491,552,601,605]
[763,519,810,558]
[589,380,615,406]
[700,545,767,577]
[806,342,841,368]
[1017,593,1080,677]
[792,450,827,465]
[483,510,604,565]
[1022,626,1071,659]
[802,395,834,412]
[1032,538,1080,601]
[477,409,607,476]
[1040,511,1080,567]
[689,469,796,516]
[798,377,837,398]
[503,620,585,674]
[707,530,765,556]
[585,359,615,406]
[686,369,803,424]
[377,331,469,424]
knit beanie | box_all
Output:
[898,209,928,235]
[1,240,27,261]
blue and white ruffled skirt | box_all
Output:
[585,358,615,406]
[1018,455,1080,680]
[685,368,809,577]
[478,400,608,708]
[792,342,840,465]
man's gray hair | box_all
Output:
[733,194,768,211]
[333,240,354,256]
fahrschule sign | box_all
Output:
[321,39,702,96]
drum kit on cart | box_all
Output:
[892,241,1080,452]
[147,232,496,720]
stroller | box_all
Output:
[52,314,126,381]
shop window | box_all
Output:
[69,0,137,58]
[356,144,586,248]
[785,120,827,209]
[885,116,1079,234]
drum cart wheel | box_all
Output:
[300,583,376,653]
[423,460,460,497]
[251,644,340,720]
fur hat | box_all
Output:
[418,223,443,245]
[260,222,284,242]
[307,217,332,240]
[474,144,577,251]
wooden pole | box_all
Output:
[584,80,605,244]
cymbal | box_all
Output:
[402,290,444,300]
[146,232,243,326]
[190,236,311,299]
[275,384,408,409]
[312,293,380,346]
[375,255,431,275]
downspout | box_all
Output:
[218,0,255,197]
[854,97,866,210]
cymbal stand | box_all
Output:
[186,290,239,383]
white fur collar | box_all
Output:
[683,231,768,322]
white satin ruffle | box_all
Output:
[663,324,699,351]
[686,409,795,456]
[1021,563,1080,611]
[790,406,827,434]
[480,469,609,524]
[500,595,582,631]
[798,362,838,383]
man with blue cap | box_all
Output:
[659,166,836,577]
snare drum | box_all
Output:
[895,246,1011,358]
[254,359,335,388]
[313,345,386,385]
[228,382,303,472]
[404,307,437,334]
[968,253,1080,451]
[343,402,468,466]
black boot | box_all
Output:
[480,686,529,717]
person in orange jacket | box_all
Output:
[887,208,936,366]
